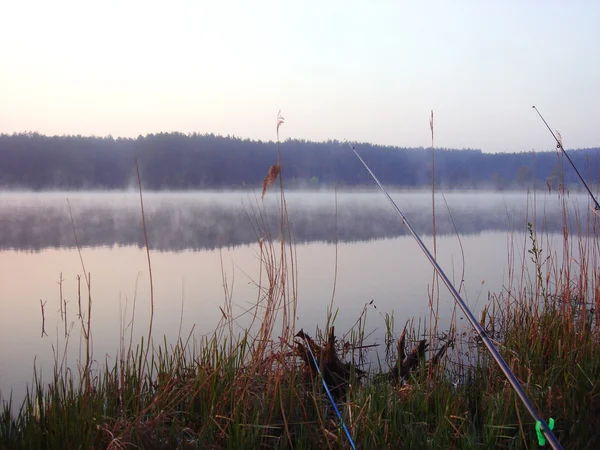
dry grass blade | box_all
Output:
[261,164,281,199]
[429,109,434,141]
[276,110,285,135]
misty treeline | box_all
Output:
[1,132,599,190]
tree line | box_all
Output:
[0,132,599,191]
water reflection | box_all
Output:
[0,191,595,251]
[1,191,595,413]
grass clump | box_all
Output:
[2,232,599,449]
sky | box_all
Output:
[1,0,599,153]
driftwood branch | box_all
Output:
[295,327,365,401]
[295,326,453,397]
[380,328,453,384]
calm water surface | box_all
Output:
[0,190,595,408]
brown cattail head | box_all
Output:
[261,164,281,199]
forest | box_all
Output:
[0,132,599,191]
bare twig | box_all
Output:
[135,157,154,402]
[40,300,47,338]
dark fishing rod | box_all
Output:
[349,144,563,450]
[532,106,600,211]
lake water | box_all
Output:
[0,190,596,409]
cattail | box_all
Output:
[261,164,281,199]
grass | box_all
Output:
[4,289,598,449]
[1,127,599,448]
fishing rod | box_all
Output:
[532,106,600,211]
[300,334,357,450]
[349,144,563,450]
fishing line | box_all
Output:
[532,106,600,211]
[349,144,563,450]
[301,335,357,450]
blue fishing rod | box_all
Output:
[533,106,600,211]
[300,334,357,450]
[349,144,562,449]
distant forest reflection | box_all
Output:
[1,191,595,252]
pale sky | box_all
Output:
[1,0,599,153]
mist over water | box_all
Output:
[0,190,594,251]
[0,190,597,411]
